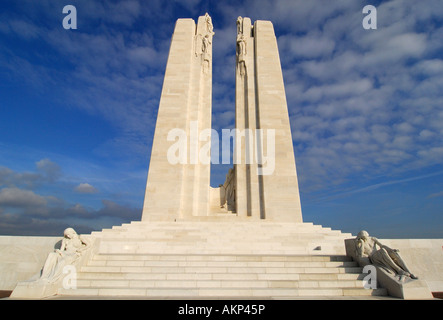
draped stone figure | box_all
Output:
[236,16,243,35]
[236,16,247,76]
[223,168,236,212]
[356,230,417,281]
[38,228,90,283]
[205,12,214,36]
[195,12,214,74]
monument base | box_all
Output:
[49,220,385,298]
[5,220,442,299]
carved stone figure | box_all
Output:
[237,34,247,76]
[237,34,247,58]
[195,13,214,74]
[38,228,90,283]
[202,34,211,53]
[236,17,247,76]
[205,12,214,36]
[202,34,212,74]
[223,167,236,211]
[356,230,418,280]
[237,16,243,35]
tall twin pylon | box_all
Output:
[142,14,302,223]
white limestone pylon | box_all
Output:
[142,14,214,221]
[234,18,303,222]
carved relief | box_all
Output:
[236,16,243,36]
[195,13,215,74]
[205,12,214,36]
[222,167,236,212]
[236,16,247,76]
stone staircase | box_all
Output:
[87,220,355,255]
[56,221,388,298]
[58,253,387,297]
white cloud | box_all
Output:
[0,162,141,235]
[303,79,373,103]
[418,129,435,140]
[428,191,443,199]
[413,59,443,75]
[213,111,235,129]
[75,183,99,194]
[3,19,40,39]
[270,0,443,193]
[36,158,61,181]
[278,33,335,59]
[0,159,61,188]
[418,147,443,163]
[0,187,47,208]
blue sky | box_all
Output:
[0,0,442,238]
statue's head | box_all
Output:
[357,230,369,240]
[63,227,77,239]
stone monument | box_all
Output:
[142,14,302,222]
[7,14,438,299]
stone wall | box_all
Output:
[379,239,443,293]
[0,235,61,291]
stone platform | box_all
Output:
[51,221,386,298]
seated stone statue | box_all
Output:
[356,230,417,281]
[38,228,90,283]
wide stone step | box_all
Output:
[96,241,349,255]
[76,272,364,281]
[80,265,363,274]
[58,287,387,297]
[86,259,358,268]
[74,278,367,289]
[92,222,350,238]
[95,232,347,239]
[91,254,353,262]
[103,221,351,235]
[96,232,348,238]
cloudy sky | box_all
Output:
[0,0,442,238]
